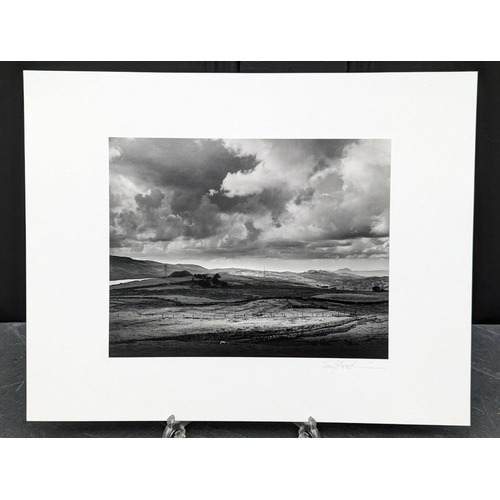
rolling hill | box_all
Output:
[110,255,389,282]
[110,256,208,280]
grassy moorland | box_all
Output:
[109,267,389,359]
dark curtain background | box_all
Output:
[1,62,498,323]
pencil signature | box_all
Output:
[322,360,356,374]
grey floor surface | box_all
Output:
[1,323,499,438]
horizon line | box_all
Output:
[110,254,389,273]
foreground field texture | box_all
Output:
[109,269,389,358]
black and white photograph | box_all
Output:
[22,69,477,426]
[109,138,390,358]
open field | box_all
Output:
[109,271,389,358]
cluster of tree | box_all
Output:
[193,273,228,288]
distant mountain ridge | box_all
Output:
[347,270,389,277]
[110,256,208,280]
[304,268,388,278]
[110,255,388,281]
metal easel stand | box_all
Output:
[162,415,191,438]
[162,415,321,438]
[295,416,322,438]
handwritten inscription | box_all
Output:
[322,360,357,374]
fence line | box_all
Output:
[116,310,358,320]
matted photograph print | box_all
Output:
[110,138,390,358]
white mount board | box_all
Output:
[24,71,477,424]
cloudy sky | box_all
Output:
[110,138,390,272]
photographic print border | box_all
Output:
[108,137,391,360]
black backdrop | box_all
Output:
[1,61,498,323]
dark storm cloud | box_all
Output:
[294,187,315,205]
[266,240,307,249]
[209,186,292,221]
[110,138,258,214]
[244,220,262,242]
[183,195,224,240]
[135,188,164,211]
[110,210,139,247]
[109,138,391,261]
[110,138,260,247]
[225,138,356,165]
